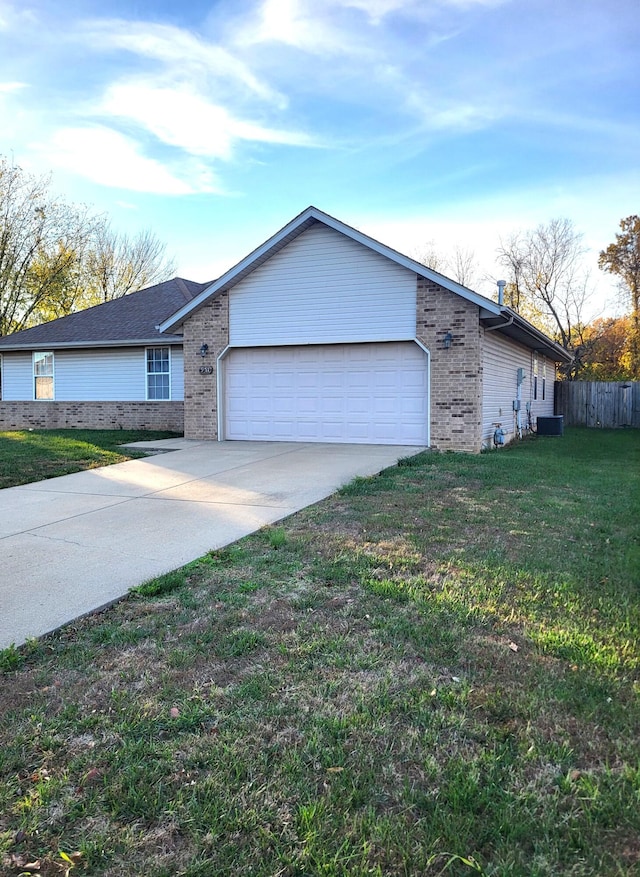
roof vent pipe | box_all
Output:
[497,279,506,306]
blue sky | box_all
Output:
[1,0,638,316]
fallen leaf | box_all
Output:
[326,767,344,773]
[509,642,519,652]
[82,767,101,785]
[170,707,180,718]
[10,852,41,870]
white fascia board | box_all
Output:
[508,313,573,362]
[159,206,319,333]
[159,206,503,333]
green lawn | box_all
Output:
[0,429,182,489]
[1,429,639,876]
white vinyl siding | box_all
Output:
[0,347,184,401]
[222,342,428,445]
[0,353,32,399]
[229,224,417,347]
[170,347,184,400]
[482,332,554,447]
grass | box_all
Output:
[0,428,182,488]
[0,428,638,876]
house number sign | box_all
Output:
[199,365,214,375]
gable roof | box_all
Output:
[157,206,571,363]
[159,206,503,333]
[0,277,210,351]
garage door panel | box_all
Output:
[224,342,428,445]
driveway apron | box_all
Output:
[0,440,422,649]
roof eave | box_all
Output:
[481,309,573,363]
[0,336,183,352]
[159,206,503,332]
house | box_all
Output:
[0,206,571,451]
[0,277,208,432]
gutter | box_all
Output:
[0,337,184,352]
[484,312,515,333]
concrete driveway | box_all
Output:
[0,439,422,649]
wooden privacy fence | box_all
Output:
[554,381,640,428]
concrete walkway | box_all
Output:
[0,440,422,649]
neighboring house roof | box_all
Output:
[158,206,571,363]
[0,278,210,351]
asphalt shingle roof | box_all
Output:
[0,278,210,349]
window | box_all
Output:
[542,359,546,401]
[146,347,170,400]
[0,354,2,400]
[34,351,54,400]
[533,352,538,401]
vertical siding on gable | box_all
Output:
[482,331,554,446]
[229,223,417,346]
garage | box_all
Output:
[222,342,428,445]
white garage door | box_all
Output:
[223,342,428,445]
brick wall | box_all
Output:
[182,292,229,440]
[416,278,483,453]
[0,401,184,431]
[178,282,484,451]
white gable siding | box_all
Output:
[1,352,33,400]
[0,347,184,402]
[482,331,554,447]
[229,224,417,346]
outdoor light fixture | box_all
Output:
[443,332,453,350]
[199,343,209,357]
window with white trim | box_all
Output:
[146,347,170,400]
[533,352,538,401]
[34,351,54,400]
[0,354,2,400]
[542,358,546,401]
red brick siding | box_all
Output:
[182,292,230,440]
[416,278,483,453]
[0,401,183,431]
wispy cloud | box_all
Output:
[0,80,26,93]
[99,81,318,160]
[1,0,636,208]
[81,19,285,107]
[44,127,218,195]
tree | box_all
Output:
[449,244,478,289]
[83,224,176,305]
[576,316,635,381]
[496,218,592,375]
[413,240,447,274]
[0,158,97,334]
[0,156,176,334]
[598,215,640,378]
[414,241,479,288]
